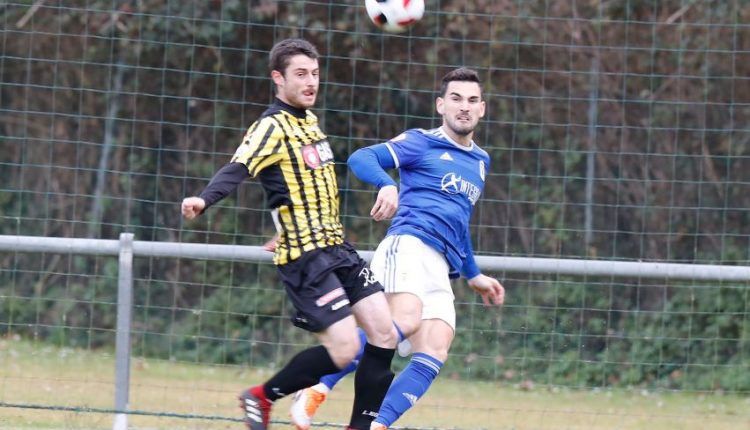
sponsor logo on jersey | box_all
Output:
[441,173,461,194]
[302,139,334,169]
[441,172,481,205]
[479,159,486,181]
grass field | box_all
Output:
[1,338,748,429]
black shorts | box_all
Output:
[277,242,384,332]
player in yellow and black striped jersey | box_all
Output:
[229,97,343,265]
[180,38,398,430]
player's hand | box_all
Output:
[370,185,398,221]
[181,197,206,220]
[262,233,279,252]
[467,274,505,306]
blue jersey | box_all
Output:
[348,127,490,278]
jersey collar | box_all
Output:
[437,126,474,151]
[273,97,309,119]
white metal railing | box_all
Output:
[3,233,750,430]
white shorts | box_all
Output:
[370,234,456,330]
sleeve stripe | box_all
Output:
[384,142,400,169]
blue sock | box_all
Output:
[319,327,367,389]
[374,352,443,427]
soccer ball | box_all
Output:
[365,0,425,33]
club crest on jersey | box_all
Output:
[441,172,481,205]
[302,139,334,169]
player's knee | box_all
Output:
[414,340,450,362]
[429,346,449,362]
[412,323,453,362]
[393,314,421,339]
[326,331,361,368]
[365,323,398,349]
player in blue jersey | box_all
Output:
[289,67,505,430]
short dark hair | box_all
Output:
[439,67,482,97]
[269,38,319,75]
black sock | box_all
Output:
[349,343,396,430]
[262,345,340,401]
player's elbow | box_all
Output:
[347,149,373,183]
[346,148,367,170]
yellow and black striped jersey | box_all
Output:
[231,99,344,265]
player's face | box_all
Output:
[272,54,319,109]
[436,81,485,137]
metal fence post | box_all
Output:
[113,233,134,430]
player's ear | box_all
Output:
[436,97,445,115]
[478,100,486,118]
[271,70,285,87]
